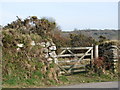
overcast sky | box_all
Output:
[0,1,118,31]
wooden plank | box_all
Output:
[94,45,99,59]
[71,69,85,73]
[60,69,85,74]
[68,48,92,72]
[57,47,93,74]
[54,58,58,64]
[61,47,93,50]
[113,59,118,62]
[62,65,86,68]
[67,49,79,59]
[60,49,66,55]
[57,53,91,57]
[55,64,69,74]
[91,48,93,60]
[58,59,91,63]
[67,49,74,54]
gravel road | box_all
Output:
[50,81,119,88]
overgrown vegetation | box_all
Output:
[2,16,61,87]
[2,16,119,88]
[2,28,58,87]
[3,72,118,88]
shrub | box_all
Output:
[92,57,113,76]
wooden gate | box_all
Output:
[56,47,94,74]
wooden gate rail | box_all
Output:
[56,46,95,74]
[68,47,92,72]
[58,59,90,63]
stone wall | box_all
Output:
[40,41,58,64]
[16,40,59,82]
[99,42,119,73]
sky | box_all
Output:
[0,1,118,31]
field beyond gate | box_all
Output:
[56,47,94,74]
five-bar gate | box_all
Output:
[56,47,94,74]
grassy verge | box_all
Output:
[49,71,118,87]
[2,71,118,88]
[64,72,118,85]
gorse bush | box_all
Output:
[2,16,60,87]
[69,33,96,47]
[4,16,57,38]
[2,29,60,86]
[2,29,43,83]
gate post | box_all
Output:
[94,45,99,59]
[90,45,94,68]
[91,44,93,60]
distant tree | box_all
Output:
[52,27,71,49]
[74,28,78,31]
[70,33,96,47]
[98,35,108,43]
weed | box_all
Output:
[58,76,68,82]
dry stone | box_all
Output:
[99,43,119,73]
[17,43,24,47]
[36,43,41,46]
[42,48,49,53]
[40,42,46,47]
[30,41,35,46]
[49,46,56,51]
[47,58,53,61]
[49,51,57,58]
[51,42,55,46]
[44,54,49,59]
[37,41,58,64]
[46,42,51,47]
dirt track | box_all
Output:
[50,81,119,88]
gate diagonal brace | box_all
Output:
[68,47,93,72]
[55,63,69,74]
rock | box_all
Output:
[49,51,57,58]
[17,43,24,47]
[16,48,20,51]
[49,46,56,51]
[40,42,46,47]
[51,42,55,46]
[30,41,35,46]
[44,54,49,58]
[36,43,41,45]
[47,58,53,61]
[46,42,51,47]
[43,48,49,53]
